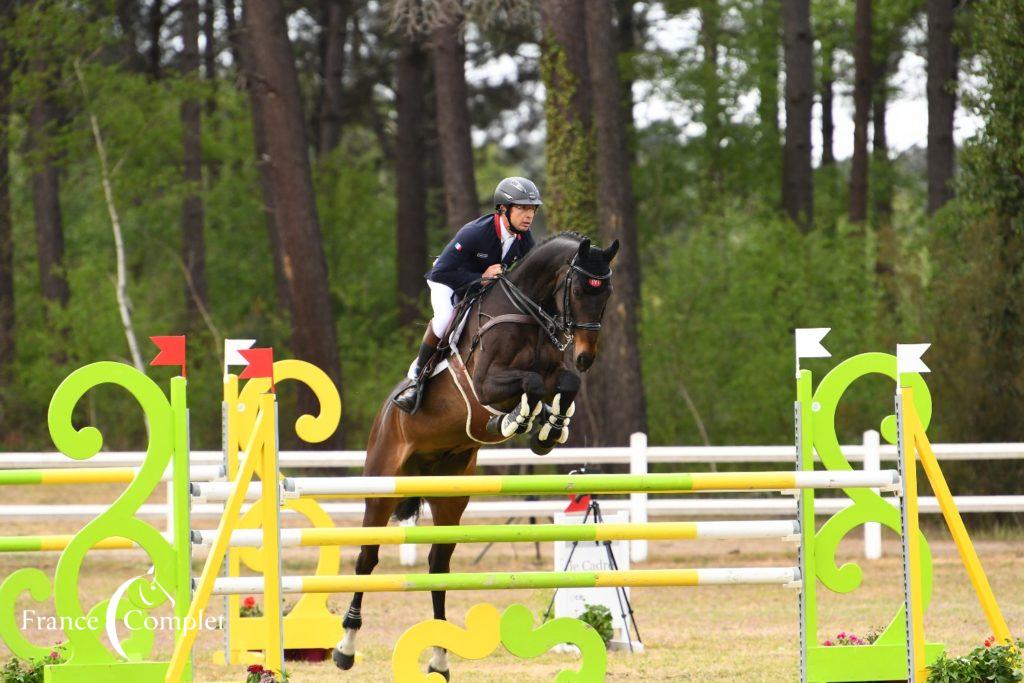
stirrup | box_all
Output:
[393,380,424,414]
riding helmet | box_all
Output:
[493,177,543,209]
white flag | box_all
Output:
[795,328,831,363]
[224,338,256,374]
[896,343,931,377]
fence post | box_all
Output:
[864,429,882,559]
[166,479,175,536]
[630,432,648,563]
[399,516,418,566]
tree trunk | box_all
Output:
[756,0,780,164]
[927,0,957,215]
[583,0,647,445]
[617,0,638,164]
[872,51,899,321]
[0,3,14,422]
[431,18,478,233]
[540,0,595,235]
[181,0,207,331]
[698,0,723,194]
[242,0,345,446]
[540,0,596,445]
[225,0,242,71]
[28,60,69,308]
[848,0,872,225]
[202,0,216,81]
[395,34,428,327]
[239,6,291,314]
[317,0,349,156]
[820,47,835,166]
[148,0,162,79]
[782,0,813,229]
[872,52,898,224]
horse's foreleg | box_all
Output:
[480,370,546,437]
[334,496,398,671]
[532,369,581,454]
[424,496,470,681]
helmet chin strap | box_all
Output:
[500,206,528,235]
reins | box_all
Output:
[466,254,612,356]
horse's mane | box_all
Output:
[506,231,611,301]
[506,232,583,297]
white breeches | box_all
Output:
[427,280,456,339]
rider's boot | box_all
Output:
[393,327,440,413]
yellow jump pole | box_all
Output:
[260,399,284,675]
[904,387,1013,646]
[165,392,277,682]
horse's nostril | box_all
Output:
[576,353,594,371]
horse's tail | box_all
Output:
[392,496,422,522]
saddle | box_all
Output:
[398,289,537,444]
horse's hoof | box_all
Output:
[427,664,451,681]
[530,437,555,456]
[486,414,503,435]
[333,646,356,670]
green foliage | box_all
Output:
[576,604,613,646]
[641,202,891,446]
[1,646,66,683]
[245,664,289,683]
[917,0,1024,453]
[959,0,1024,218]
[0,3,405,449]
[927,638,1024,683]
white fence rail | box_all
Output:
[1,431,1021,564]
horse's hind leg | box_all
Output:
[333,495,399,671]
[423,495,470,681]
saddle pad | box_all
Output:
[407,358,449,380]
[405,302,472,380]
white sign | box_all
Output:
[553,511,634,643]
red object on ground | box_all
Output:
[564,494,591,513]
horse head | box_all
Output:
[561,237,619,372]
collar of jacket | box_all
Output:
[493,213,522,241]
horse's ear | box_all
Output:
[606,239,620,262]
[577,238,591,260]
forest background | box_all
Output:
[0,0,1021,495]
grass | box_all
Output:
[0,484,1020,681]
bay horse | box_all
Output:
[333,232,619,678]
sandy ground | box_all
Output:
[0,483,1021,681]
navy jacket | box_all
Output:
[426,213,535,294]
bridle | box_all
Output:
[557,255,610,333]
[495,254,611,352]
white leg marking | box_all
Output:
[430,646,449,672]
[339,627,358,656]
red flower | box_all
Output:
[244,596,256,608]
[984,636,996,648]
[247,664,265,673]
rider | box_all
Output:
[393,176,543,413]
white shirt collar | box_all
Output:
[499,217,515,243]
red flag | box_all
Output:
[239,347,275,391]
[150,336,187,377]
[564,494,591,514]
